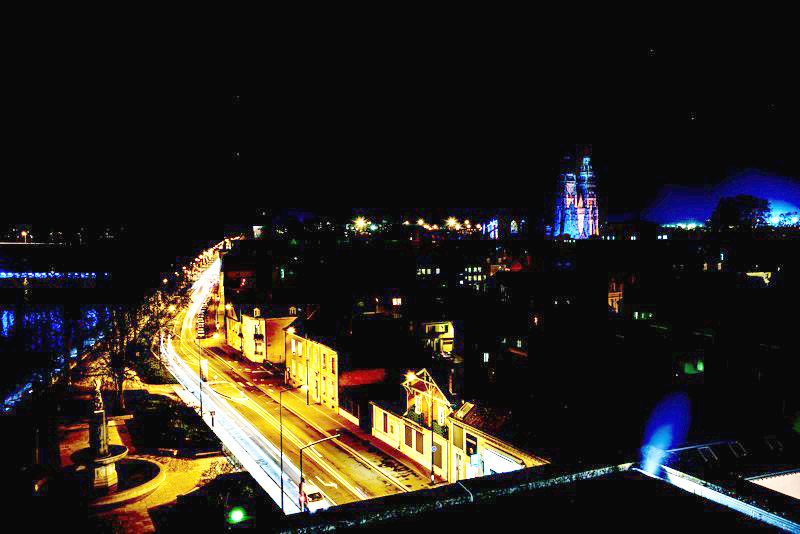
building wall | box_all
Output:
[448,418,548,482]
[371,404,450,481]
[241,314,266,363]
[265,317,295,364]
[285,332,338,411]
[371,404,403,449]
[226,313,243,352]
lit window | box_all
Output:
[291,338,296,354]
[483,352,489,363]
[436,267,440,275]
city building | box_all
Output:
[371,368,454,482]
[554,149,599,239]
[284,326,339,411]
[372,368,547,484]
[449,402,549,481]
[225,306,297,364]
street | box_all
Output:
[167,256,432,512]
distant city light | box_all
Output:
[417,219,425,226]
[354,217,369,231]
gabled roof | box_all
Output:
[403,368,452,404]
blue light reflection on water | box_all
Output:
[640,392,691,475]
[1,304,111,410]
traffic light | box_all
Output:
[228,507,247,524]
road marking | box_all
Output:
[316,476,338,489]
[173,277,369,503]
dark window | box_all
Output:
[466,433,478,456]
[383,413,388,434]
[433,442,443,468]
[405,425,413,447]
[453,424,464,450]
[416,430,424,454]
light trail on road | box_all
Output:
[166,250,372,512]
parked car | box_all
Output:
[302,484,329,513]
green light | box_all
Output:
[696,360,704,372]
[229,507,246,524]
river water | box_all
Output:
[0,299,111,411]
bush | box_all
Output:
[132,353,178,385]
[125,391,219,452]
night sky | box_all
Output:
[7,44,798,222]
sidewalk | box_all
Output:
[211,341,447,492]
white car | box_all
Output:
[302,484,329,514]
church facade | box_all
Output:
[554,150,599,239]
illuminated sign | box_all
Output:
[510,220,519,235]
[483,219,499,240]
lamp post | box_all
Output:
[21,230,28,244]
[305,348,310,406]
[299,434,340,512]
[431,444,437,484]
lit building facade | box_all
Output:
[371,370,547,483]
[285,329,339,411]
[554,150,599,239]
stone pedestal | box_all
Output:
[91,461,119,491]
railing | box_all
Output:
[432,421,449,440]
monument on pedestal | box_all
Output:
[82,381,128,493]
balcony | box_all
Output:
[432,421,449,440]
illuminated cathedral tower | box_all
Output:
[554,148,599,239]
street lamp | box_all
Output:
[299,434,340,512]
[21,230,28,243]
[306,348,310,406]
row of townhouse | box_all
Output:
[224,306,297,365]
[285,328,339,412]
[371,368,548,484]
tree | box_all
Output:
[82,289,189,413]
[709,195,771,231]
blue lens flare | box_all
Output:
[641,392,691,475]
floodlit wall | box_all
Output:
[285,332,338,411]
